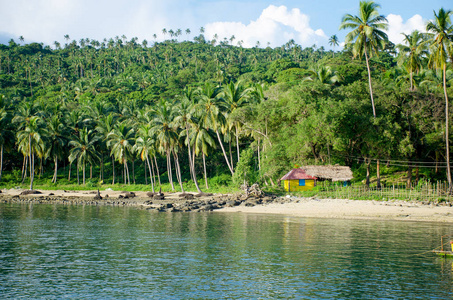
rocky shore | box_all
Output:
[0,189,278,212]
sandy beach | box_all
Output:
[218,197,453,223]
[2,188,453,223]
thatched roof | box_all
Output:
[280,168,316,181]
[303,165,353,182]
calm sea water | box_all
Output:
[0,203,452,299]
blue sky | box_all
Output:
[0,0,451,49]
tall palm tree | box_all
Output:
[150,99,179,190]
[95,113,118,184]
[107,121,135,185]
[174,88,203,193]
[396,30,429,91]
[46,114,67,183]
[16,116,46,190]
[426,8,453,190]
[222,81,250,166]
[69,128,99,185]
[339,0,388,118]
[133,124,156,192]
[197,82,234,175]
[329,35,339,56]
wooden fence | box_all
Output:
[312,181,453,202]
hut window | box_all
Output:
[299,179,305,186]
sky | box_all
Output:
[0,0,451,49]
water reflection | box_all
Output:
[0,203,452,299]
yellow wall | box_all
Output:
[284,179,315,192]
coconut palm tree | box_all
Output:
[197,82,234,175]
[150,99,179,190]
[133,124,156,192]
[426,8,453,190]
[222,81,251,166]
[303,65,340,85]
[329,35,339,56]
[69,128,99,185]
[95,113,118,184]
[339,0,388,118]
[46,114,67,183]
[173,88,203,193]
[107,121,135,185]
[396,30,429,91]
[16,116,46,190]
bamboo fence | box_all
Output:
[313,181,453,202]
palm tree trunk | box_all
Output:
[216,130,234,175]
[112,156,115,185]
[77,163,80,185]
[444,64,452,191]
[166,150,175,191]
[236,126,240,163]
[257,138,261,171]
[365,158,370,188]
[154,156,161,186]
[173,151,184,193]
[83,161,86,185]
[29,135,33,190]
[53,156,58,183]
[0,144,3,181]
[125,160,131,185]
[203,152,209,189]
[186,125,202,193]
[132,160,135,184]
[144,160,148,185]
[68,161,72,181]
[146,156,155,193]
[364,49,376,118]
[150,156,157,187]
[22,155,27,181]
[229,140,234,169]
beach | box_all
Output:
[2,188,453,223]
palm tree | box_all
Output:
[303,65,340,85]
[107,121,135,185]
[16,116,46,190]
[150,99,179,190]
[95,113,117,184]
[46,114,67,183]
[426,8,453,190]
[197,82,234,175]
[329,35,339,56]
[174,88,203,193]
[339,0,388,118]
[133,124,156,192]
[396,30,429,91]
[222,81,250,166]
[69,128,99,185]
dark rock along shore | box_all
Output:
[0,191,281,212]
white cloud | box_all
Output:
[386,14,426,45]
[204,5,326,48]
[0,0,179,45]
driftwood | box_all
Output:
[240,183,263,197]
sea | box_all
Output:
[0,203,452,299]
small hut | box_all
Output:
[280,168,317,192]
[281,165,353,192]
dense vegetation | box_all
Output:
[0,2,452,192]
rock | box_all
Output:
[20,190,43,195]
[146,192,155,197]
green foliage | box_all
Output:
[232,148,258,187]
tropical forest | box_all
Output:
[1,3,453,197]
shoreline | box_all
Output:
[2,188,453,223]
